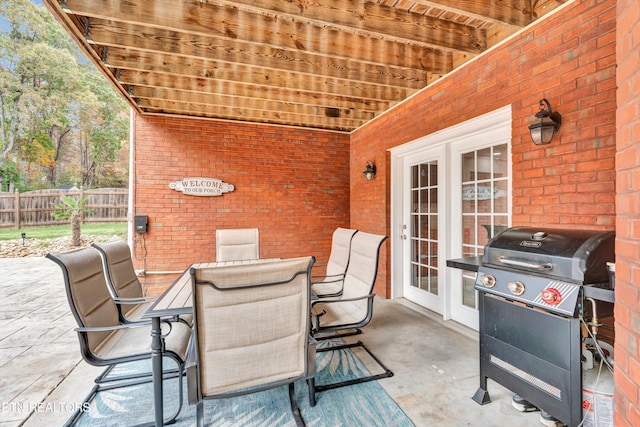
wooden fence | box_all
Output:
[0,188,128,229]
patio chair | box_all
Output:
[187,256,316,427]
[310,231,393,391]
[92,240,154,323]
[47,248,191,426]
[93,240,192,326]
[311,227,358,298]
[215,227,260,261]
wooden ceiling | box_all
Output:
[44,0,567,132]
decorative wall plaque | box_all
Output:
[169,177,235,196]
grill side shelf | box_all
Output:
[446,256,481,272]
[582,286,614,303]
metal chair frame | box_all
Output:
[188,257,316,427]
[311,232,393,391]
[47,248,189,426]
[92,240,155,324]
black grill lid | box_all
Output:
[482,227,615,283]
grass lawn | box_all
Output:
[0,223,128,241]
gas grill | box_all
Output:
[471,227,615,427]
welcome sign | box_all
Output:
[169,177,235,196]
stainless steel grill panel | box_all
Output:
[472,226,615,427]
[481,227,615,284]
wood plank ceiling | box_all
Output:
[44,0,567,132]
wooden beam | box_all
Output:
[130,85,383,120]
[404,0,533,27]
[104,47,407,104]
[85,19,441,87]
[62,0,485,54]
[117,70,402,112]
[215,0,488,53]
[140,99,367,131]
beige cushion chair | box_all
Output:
[93,240,192,326]
[215,228,260,261]
[187,256,316,427]
[92,240,152,323]
[310,231,392,391]
[47,248,191,425]
[311,227,358,298]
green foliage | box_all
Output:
[0,0,129,190]
[0,158,23,191]
[50,193,95,245]
[50,194,93,220]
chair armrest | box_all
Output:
[74,322,150,333]
[75,318,174,334]
[114,296,157,304]
[311,274,344,285]
[311,294,375,307]
[311,273,344,280]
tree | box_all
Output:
[51,194,93,246]
[0,0,75,162]
[77,72,129,188]
[0,158,22,191]
[0,0,129,190]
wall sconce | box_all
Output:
[528,98,562,145]
[363,160,376,181]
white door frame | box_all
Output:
[389,105,512,325]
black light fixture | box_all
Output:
[363,160,376,181]
[21,232,26,246]
[528,98,562,145]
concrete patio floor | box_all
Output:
[0,256,543,427]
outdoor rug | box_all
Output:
[71,339,414,426]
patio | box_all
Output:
[1,256,544,427]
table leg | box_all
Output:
[151,316,164,426]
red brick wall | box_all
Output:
[615,0,640,425]
[132,116,350,294]
[351,0,617,296]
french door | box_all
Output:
[449,143,510,329]
[390,106,512,330]
[401,148,444,314]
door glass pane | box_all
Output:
[420,164,429,187]
[460,144,509,309]
[462,152,475,181]
[493,144,508,179]
[462,184,476,213]
[478,215,492,246]
[494,180,509,213]
[429,214,438,240]
[430,163,438,186]
[410,161,439,296]
[429,188,438,213]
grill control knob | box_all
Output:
[541,288,562,305]
[480,274,496,288]
[507,280,525,296]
